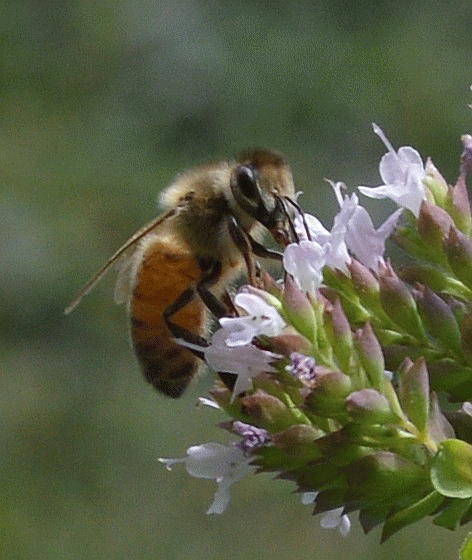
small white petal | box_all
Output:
[321,507,344,529]
[339,514,351,537]
[206,483,232,514]
[301,491,318,505]
[219,293,285,347]
[197,397,221,409]
[359,125,426,217]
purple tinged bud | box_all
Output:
[427,392,454,444]
[444,226,472,290]
[461,134,472,175]
[348,259,380,299]
[417,200,454,253]
[269,334,312,358]
[378,263,427,342]
[283,275,317,342]
[397,357,430,433]
[240,389,293,431]
[414,286,462,355]
[424,157,448,205]
[324,300,354,372]
[305,370,353,417]
[448,136,472,235]
[271,424,322,457]
[345,388,399,424]
[354,321,385,392]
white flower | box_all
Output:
[331,182,403,271]
[283,239,326,295]
[204,329,280,399]
[219,292,285,346]
[358,123,426,217]
[159,442,253,514]
[301,493,351,537]
[320,507,351,537]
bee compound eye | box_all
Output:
[235,165,258,200]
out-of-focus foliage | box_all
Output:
[1,0,471,558]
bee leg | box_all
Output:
[163,286,209,358]
[227,215,259,286]
[195,260,228,319]
[248,237,283,262]
[163,260,229,352]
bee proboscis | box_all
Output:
[65,149,295,398]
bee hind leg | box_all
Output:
[163,260,231,355]
[163,286,208,360]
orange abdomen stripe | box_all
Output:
[130,238,206,398]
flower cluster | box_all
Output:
[160,125,472,546]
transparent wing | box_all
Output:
[64,209,176,315]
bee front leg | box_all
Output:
[227,215,259,286]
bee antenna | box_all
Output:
[281,195,312,242]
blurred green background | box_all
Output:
[2,0,472,558]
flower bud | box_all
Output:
[378,263,427,342]
[283,274,317,342]
[423,157,448,206]
[397,357,430,433]
[417,200,453,254]
[447,144,472,235]
[427,392,454,444]
[444,226,472,290]
[268,333,312,358]
[346,389,399,424]
[240,389,293,431]
[348,259,382,308]
[272,424,322,457]
[414,286,462,355]
[323,299,353,372]
[354,322,385,392]
[305,370,353,418]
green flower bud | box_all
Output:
[305,370,353,418]
[414,285,462,355]
[268,333,312,358]
[348,259,381,307]
[283,275,317,342]
[240,389,294,432]
[354,321,385,392]
[424,157,448,206]
[323,299,353,372]
[417,200,453,254]
[427,392,454,444]
[397,358,430,434]
[346,389,399,424]
[378,263,427,342]
[271,424,322,457]
[447,149,472,235]
[444,226,472,290]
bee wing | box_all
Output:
[113,252,134,305]
[64,208,177,315]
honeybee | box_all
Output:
[65,149,295,398]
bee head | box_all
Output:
[230,149,296,245]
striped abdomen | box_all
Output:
[130,237,206,398]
